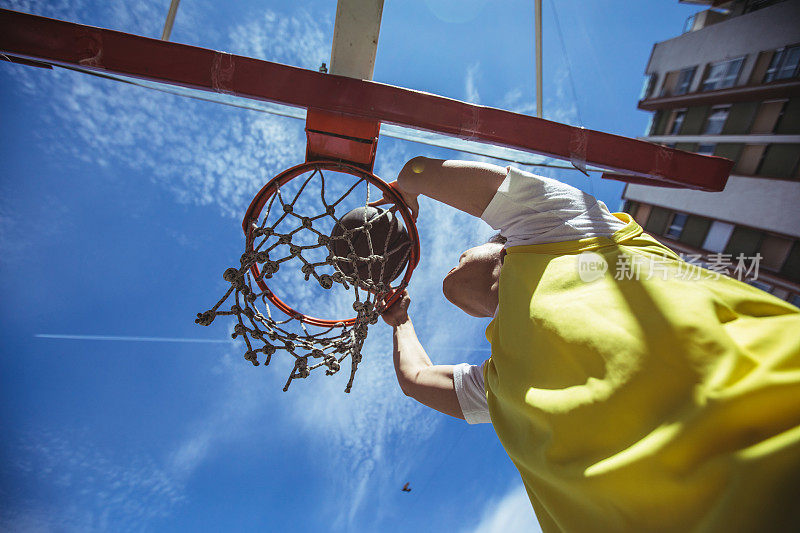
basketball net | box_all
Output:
[196,161,418,392]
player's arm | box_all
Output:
[382,291,465,420]
[396,157,507,217]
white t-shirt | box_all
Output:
[452,166,626,424]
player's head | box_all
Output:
[442,234,505,317]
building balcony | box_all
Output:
[638,79,800,111]
[641,134,800,145]
[656,236,800,298]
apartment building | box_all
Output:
[622,0,800,305]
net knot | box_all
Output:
[325,356,340,374]
[232,323,247,338]
[319,274,333,289]
[223,267,240,283]
[262,261,279,277]
[195,310,215,326]
[244,350,259,365]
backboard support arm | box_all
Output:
[305,0,385,171]
[0,9,731,190]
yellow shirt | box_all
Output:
[484,213,800,532]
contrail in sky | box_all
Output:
[34,334,487,352]
[35,334,231,344]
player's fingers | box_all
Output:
[379,289,407,312]
[369,182,419,222]
[394,290,410,308]
[366,195,391,208]
[406,198,419,221]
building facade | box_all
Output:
[623,0,800,305]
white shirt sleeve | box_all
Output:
[453,361,491,424]
[480,166,627,247]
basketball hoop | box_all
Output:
[196,160,420,392]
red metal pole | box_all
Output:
[0,8,731,191]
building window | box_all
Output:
[759,234,794,272]
[751,100,786,134]
[702,57,745,91]
[647,111,660,135]
[735,145,768,175]
[683,14,696,34]
[640,74,657,100]
[755,144,800,178]
[665,213,688,239]
[789,293,800,308]
[702,220,735,253]
[675,67,697,95]
[668,110,687,135]
[623,200,639,218]
[679,216,711,249]
[703,106,730,134]
[635,203,653,227]
[725,226,764,258]
[755,145,770,175]
[764,45,800,82]
[644,206,671,235]
[747,279,773,294]
[697,144,716,156]
[744,0,782,13]
[781,242,800,283]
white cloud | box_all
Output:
[0,0,202,39]
[466,483,542,533]
[500,66,580,127]
[3,0,326,219]
[2,429,185,532]
[227,10,329,70]
[465,63,481,104]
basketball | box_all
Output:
[328,206,411,288]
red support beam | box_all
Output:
[0,9,732,191]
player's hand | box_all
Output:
[379,290,411,327]
[368,181,419,221]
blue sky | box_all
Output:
[0,1,703,531]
